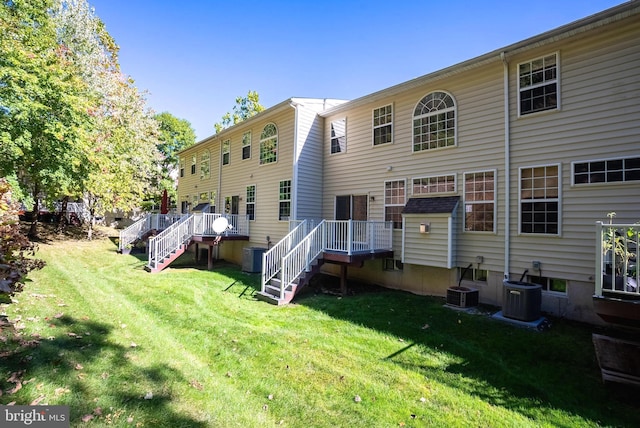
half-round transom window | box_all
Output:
[413,91,456,152]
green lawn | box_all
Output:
[1,230,638,427]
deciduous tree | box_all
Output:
[0,0,93,238]
[214,90,265,133]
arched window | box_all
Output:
[412,91,456,152]
[260,123,278,165]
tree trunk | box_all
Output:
[28,188,39,240]
[56,196,69,233]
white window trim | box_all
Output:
[278,179,292,222]
[330,118,347,155]
[384,178,406,229]
[412,173,457,196]
[372,104,393,146]
[463,169,497,234]
[200,150,210,180]
[242,131,252,160]
[518,163,562,236]
[517,51,561,118]
[246,184,256,221]
[260,123,278,165]
[412,90,458,152]
[571,155,640,186]
[222,139,230,166]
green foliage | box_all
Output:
[154,111,196,203]
[51,0,163,237]
[0,0,93,211]
[0,178,45,294]
[214,90,265,133]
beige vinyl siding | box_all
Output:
[177,136,220,213]
[403,214,456,268]
[217,108,296,247]
[293,104,324,220]
[507,17,640,281]
[322,62,507,272]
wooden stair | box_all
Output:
[256,259,324,305]
[145,243,188,273]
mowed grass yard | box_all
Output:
[1,227,638,427]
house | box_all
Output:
[169,2,640,325]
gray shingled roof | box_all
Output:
[402,196,459,214]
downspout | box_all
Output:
[217,137,222,214]
[501,51,510,280]
[290,100,300,221]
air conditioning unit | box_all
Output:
[502,280,541,321]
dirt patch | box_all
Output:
[307,273,387,296]
[22,222,115,243]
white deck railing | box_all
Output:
[267,220,393,299]
[280,221,326,299]
[595,221,639,297]
[148,215,194,271]
[147,214,250,271]
[261,220,309,293]
[118,214,184,251]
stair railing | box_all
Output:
[148,215,194,271]
[280,220,326,299]
[119,216,150,251]
[261,220,308,293]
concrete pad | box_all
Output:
[491,311,550,331]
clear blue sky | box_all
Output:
[89,0,626,142]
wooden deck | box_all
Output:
[322,249,394,266]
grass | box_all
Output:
[1,227,639,427]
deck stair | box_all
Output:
[146,213,250,273]
[147,214,195,273]
[118,213,184,252]
[257,219,393,305]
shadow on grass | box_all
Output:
[297,275,640,427]
[0,315,206,427]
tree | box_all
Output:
[154,112,196,204]
[0,178,45,295]
[214,90,265,133]
[52,0,162,238]
[0,0,93,238]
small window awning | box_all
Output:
[191,203,211,213]
[402,196,459,214]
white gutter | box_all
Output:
[501,51,510,280]
[217,138,222,214]
[290,100,300,221]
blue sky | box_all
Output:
[89,0,626,141]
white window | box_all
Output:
[518,53,559,116]
[384,180,405,229]
[222,139,230,165]
[200,150,210,179]
[246,185,256,220]
[520,164,560,235]
[573,156,640,185]
[179,157,185,178]
[527,275,567,295]
[242,132,251,160]
[330,118,346,154]
[412,174,456,195]
[413,92,456,151]
[191,155,197,175]
[373,104,393,146]
[260,123,278,165]
[279,180,291,221]
[460,267,488,282]
[464,171,495,232]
